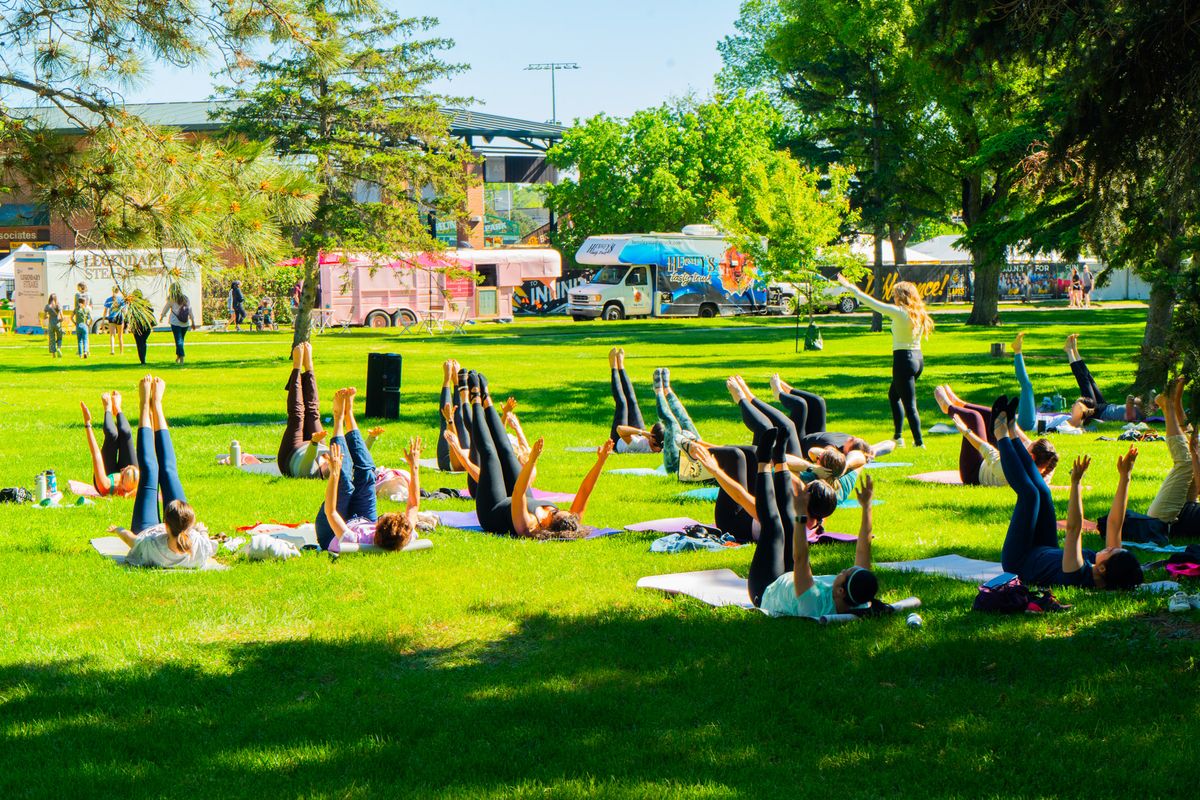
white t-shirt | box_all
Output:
[977,444,1007,487]
[126,524,216,568]
[616,435,652,454]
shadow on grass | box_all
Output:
[0,606,1192,799]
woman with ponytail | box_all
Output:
[107,375,213,568]
[836,274,934,448]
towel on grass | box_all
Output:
[636,569,921,623]
[90,536,229,571]
[433,509,621,540]
[650,533,744,553]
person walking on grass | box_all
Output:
[41,294,63,358]
[104,285,126,355]
[228,280,246,331]
[835,273,934,448]
[1081,265,1094,308]
[159,284,196,365]
[72,297,92,359]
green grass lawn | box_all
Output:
[1,307,1197,800]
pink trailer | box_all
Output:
[316,248,562,328]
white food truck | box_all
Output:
[13,249,203,333]
[566,226,784,320]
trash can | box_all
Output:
[366,352,402,419]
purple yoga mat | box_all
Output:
[809,530,856,544]
[450,488,574,502]
[433,510,620,540]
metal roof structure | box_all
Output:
[10,101,567,152]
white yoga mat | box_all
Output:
[875,554,1005,584]
[637,569,922,624]
[90,537,230,571]
[258,522,432,554]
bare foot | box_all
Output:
[292,345,303,369]
[345,387,357,402]
[152,377,166,405]
[1012,332,1025,355]
[1064,333,1078,356]
[770,374,784,400]
[735,375,755,400]
[1154,392,1169,413]
[934,385,952,415]
[608,347,618,369]
[112,390,123,414]
[138,376,153,409]
[726,377,745,404]
[101,392,113,413]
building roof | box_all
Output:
[10,101,567,149]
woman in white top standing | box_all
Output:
[836,274,935,447]
[158,283,197,365]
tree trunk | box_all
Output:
[967,242,1004,326]
[291,246,321,348]
[1132,280,1176,395]
[870,224,885,332]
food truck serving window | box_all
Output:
[591,266,625,285]
[625,267,648,286]
[476,264,497,287]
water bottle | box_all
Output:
[230,440,242,467]
[35,473,47,502]
[1053,392,1065,411]
[45,469,57,496]
[906,613,923,629]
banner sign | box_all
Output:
[514,269,593,315]
[822,262,1075,303]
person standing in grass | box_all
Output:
[72,297,92,359]
[159,284,196,365]
[41,293,63,358]
[126,290,154,365]
[836,273,934,448]
[104,285,125,355]
[1081,265,1094,307]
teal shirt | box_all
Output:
[799,468,859,502]
[760,573,838,618]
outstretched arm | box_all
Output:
[953,416,991,457]
[570,440,614,518]
[442,431,480,482]
[404,437,422,527]
[505,412,530,455]
[1105,447,1138,550]
[107,525,137,548]
[791,486,815,596]
[81,403,111,493]
[1062,456,1090,574]
[854,476,874,569]
[511,438,544,536]
[694,445,757,517]
[323,443,349,540]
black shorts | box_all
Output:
[1171,502,1200,540]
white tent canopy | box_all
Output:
[0,244,33,281]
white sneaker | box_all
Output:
[1168,591,1192,613]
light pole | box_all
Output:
[524,62,579,125]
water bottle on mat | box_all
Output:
[230,440,242,467]
[45,470,57,496]
[35,473,47,502]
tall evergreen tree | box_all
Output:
[218,1,476,345]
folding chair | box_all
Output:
[398,312,419,334]
[448,304,468,335]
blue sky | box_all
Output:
[125,1,742,124]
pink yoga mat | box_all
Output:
[68,479,101,498]
[625,517,704,534]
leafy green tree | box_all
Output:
[217,1,476,345]
[723,0,957,329]
[0,0,320,280]
[547,94,802,263]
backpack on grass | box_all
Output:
[973,575,1070,614]
[0,487,33,504]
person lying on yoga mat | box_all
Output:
[687,439,839,544]
[316,388,420,551]
[611,367,706,477]
[726,376,867,499]
[746,428,885,616]
[438,359,474,472]
[107,376,215,568]
[995,397,1143,589]
[80,392,139,498]
[609,348,664,454]
[455,370,612,538]
[1061,333,1144,425]
[766,374,897,460]
[1100,377,1200,541]
[278,342,331,478]
[934,378,1058,487]
[441,397,534,485]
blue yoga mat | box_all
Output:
[863,461,912,470]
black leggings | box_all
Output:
[778,389,827,437]
[712,445,758,542]
[1070,359,1106,406]
[747,442,796,606]
[737,398,801,457]
[472,394,522,535]
[889,349,924,445]
[610,367,646,443]
[133,328,151,365]
[102,411,136,473]
[998,436,1057,575]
